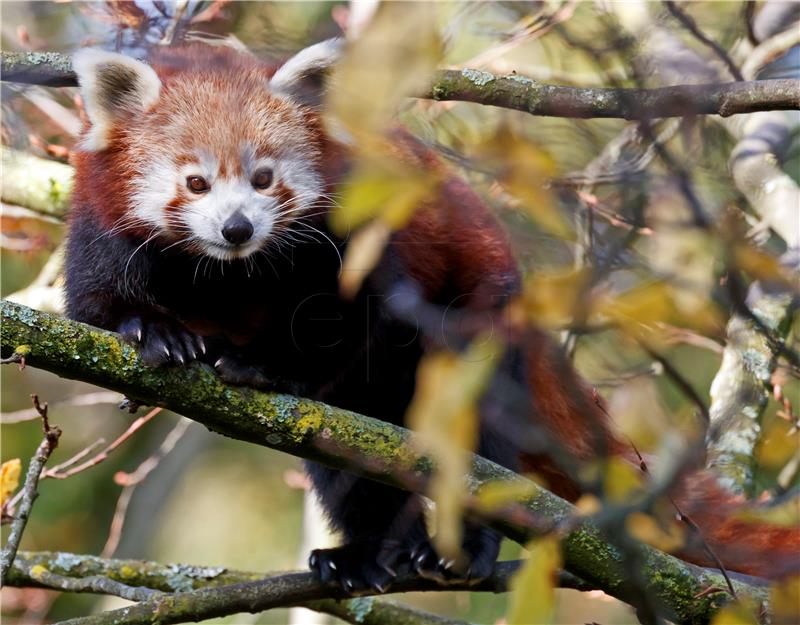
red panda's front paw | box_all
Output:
[309,539,403,595]
[411,527,500,584]
[118,315,206,367]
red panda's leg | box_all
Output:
[64,209,206,367]
[305,461,429,592]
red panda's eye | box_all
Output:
[252,168,273,190]
[186,176,209,193]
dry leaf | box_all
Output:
[1,459,22,507]
[506,536,562,625]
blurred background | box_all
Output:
[1,1,798,624]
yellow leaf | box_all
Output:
[520,269,589,328]
[331,158,439,235]
[475,479,538,512]
[626,511,685,552]
[506,536,562,625]
[472,124,570,238]
[407,339,502,559]
[710,603,759,625]
[735,496,800,528]
[735,244,792,286]
[772,575,800,625]
[574,494,602,516]
[602,457,644,503]
[327,2,443,139]
[756,418,799,471]
[339,219,391,300]
[1,458,22,506]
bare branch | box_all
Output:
[2,51,797,119]
[0,396,61,586]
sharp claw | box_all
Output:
[372,582,387,593]
[443,559,456,571]
[175,354,185,364]
[214,357,224,368]
[438,557,446,568]
[328,561,337,571]
[198,337,206,354]
[416,553,426,566]
[135,328,142,342]
[380,563,397,577]
[309,554,318,568]
[344,579,354,591]
[163,346,171,357]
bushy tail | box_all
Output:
[519,328,800,580]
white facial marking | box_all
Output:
[129,140,324,260]
[131,155,176,230]
[183,174,279,259]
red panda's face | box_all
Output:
[73,42,342,260]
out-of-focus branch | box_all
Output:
[0,397,61,586]
[1,147,73,218]
[0,301,772,624]
[663,1,745,81]
[706,8,800,494]
[2,51,798,119]
[1,51,77,86]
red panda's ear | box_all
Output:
[72,49,161,150]
[270,38,344,108]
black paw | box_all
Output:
[213,356,306,393]
[213,355,273,388]
[118,314,206,367]
[411,528,500,584]
[309,539,406,594]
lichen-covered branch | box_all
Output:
[0,300,771,624]
[429,70,799,119]
[8,551,515,625]
[2,51,798,119]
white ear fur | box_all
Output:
[269,38,344,107]
[73,48,161,150]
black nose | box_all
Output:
[221,212,253,245]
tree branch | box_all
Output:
[8,551,514,625]
[0,300,771,624]
[2,51,797,119]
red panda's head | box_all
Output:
[72,40,343,260]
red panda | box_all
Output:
[64,40,798,593]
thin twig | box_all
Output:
[2,391,121,424]
[43,407,162,479]
[641,345,711,425]
[663,1,745,81]
[101,418,192,557]
[0,396,61,586]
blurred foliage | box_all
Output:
[1,1,798,625]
